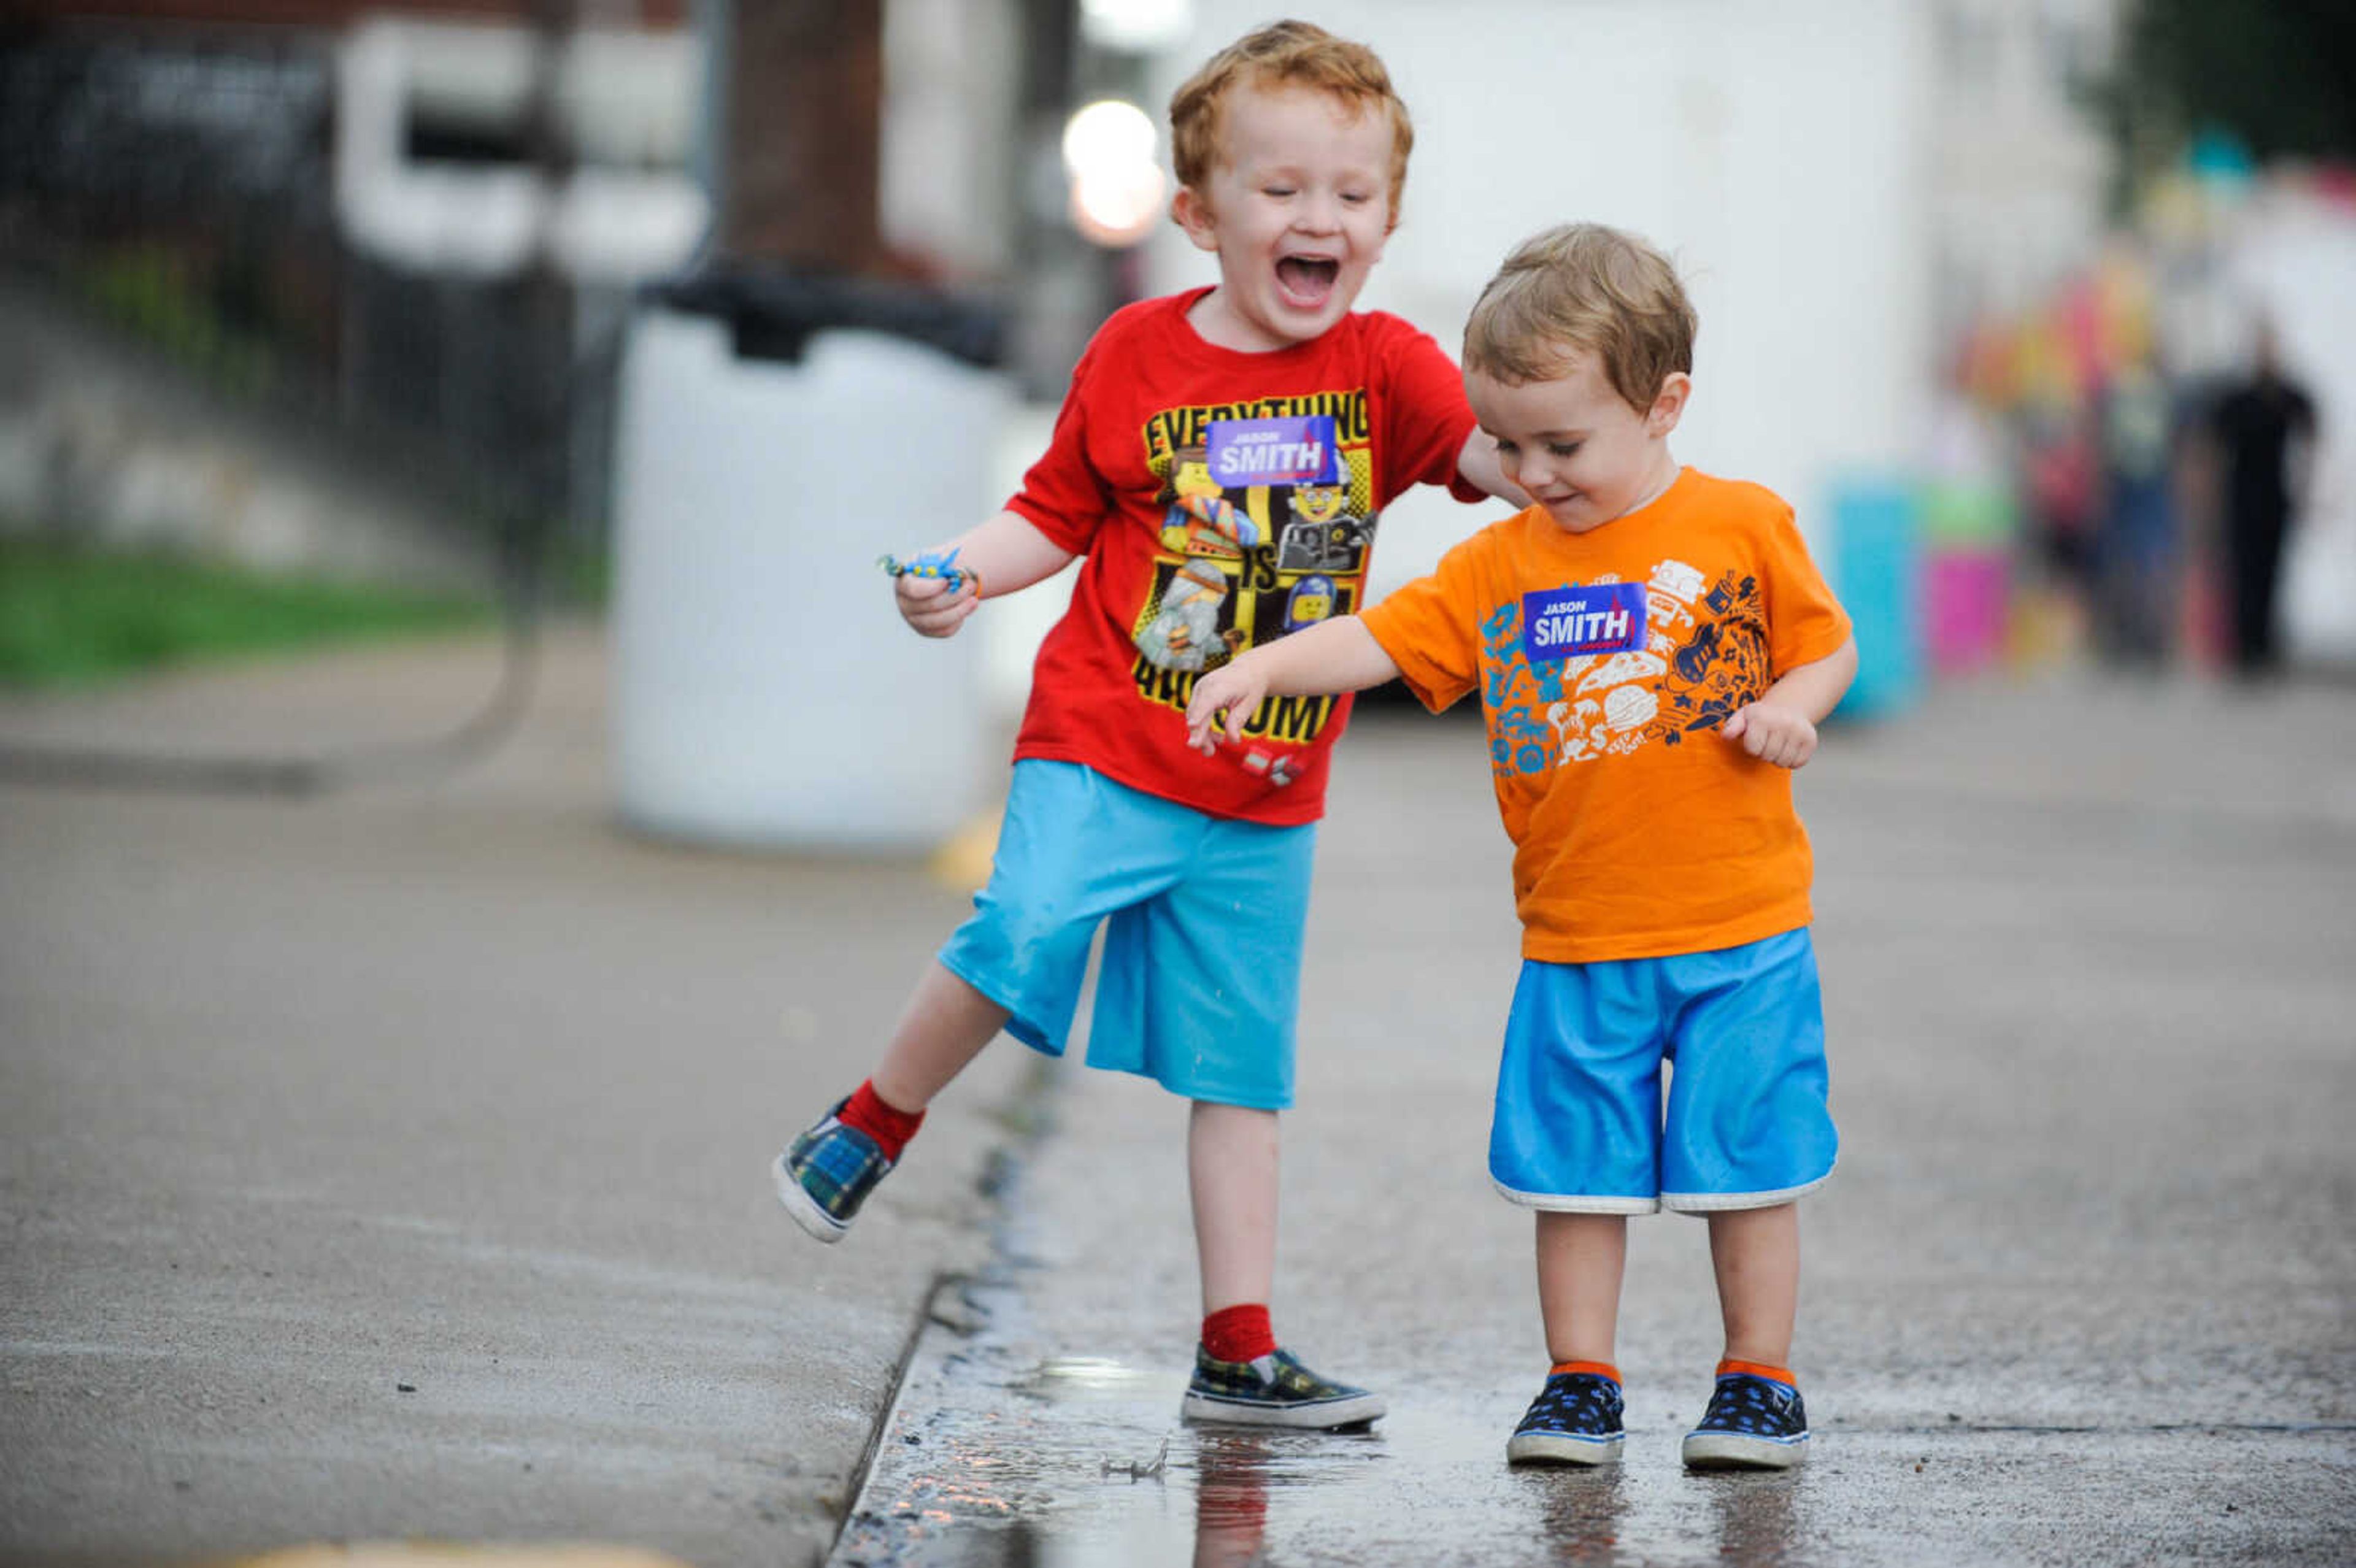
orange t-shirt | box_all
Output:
[1358,468,1852,963]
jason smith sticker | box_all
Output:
[1522,582,1649,662]
[1207,415,1342,486]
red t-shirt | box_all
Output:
[1007,288,1482,824]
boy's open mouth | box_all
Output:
[1276,256,1340,304]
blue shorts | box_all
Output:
[1488,929,1836,1214]
[937,760,1314,1110]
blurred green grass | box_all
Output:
[0,538,492,690]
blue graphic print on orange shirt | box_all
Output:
[1478,563,1771,777]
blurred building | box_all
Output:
[1,1,703,578]
[0,0,1050,582]
[1928,0,2121,350]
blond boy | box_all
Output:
[1187,224,1858,1465]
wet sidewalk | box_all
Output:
[836,676,2356,1565]
[0,625,1030,1568]
[4,634,2352,1566]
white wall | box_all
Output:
[881,0,1024,278]
[1928,0,2119,336]
[1135,0,1939,592]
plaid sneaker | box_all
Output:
[1680,1370,1810,1470]
[1179,1347,1385,1430]
[1507,1370,1625,1466]
[771,1101,893,1243]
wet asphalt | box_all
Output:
[837,676,2356,1566]
[2,632,2352,1566]
[0,628,1031,1567]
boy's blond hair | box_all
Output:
[1168,20,1414,229]
[1463,224,1697,412]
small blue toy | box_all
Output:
[877,547,979,596]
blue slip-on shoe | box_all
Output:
[772,1100,894,1244]
[1507,1370,1625,1466]
[1680,1370,1810,1469]
[1179,1346,1385,1430]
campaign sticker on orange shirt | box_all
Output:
[1523,583,1648,662]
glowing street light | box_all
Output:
[1061,98,1165,248]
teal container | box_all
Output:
[1828,477,1922,721]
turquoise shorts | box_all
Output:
[937,760,1315,1110]
[1488,929,1837,1214]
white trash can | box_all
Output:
[610,277,1007,851]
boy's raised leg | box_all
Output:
[1179,1101,1383,1429]
[774,961,1009,1243]
[1683,1201,1809,1469]
[871,960,1012,1113]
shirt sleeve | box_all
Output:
[1375,318,1485,506]
[1360,529,1490,713]
[1004,333,1112,553]
[1759,502,1854,675]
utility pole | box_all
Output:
[718,0,886,272]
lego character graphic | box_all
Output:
[1276,482,1371,574]
[1136,558,1243,673]
[1293,483,1347,525]
[1285,574,1337,633]
[1142,448,1260,673]
[1160,456,1262,558]
[1132,411,1372,745]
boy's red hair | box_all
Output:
[1166,20,1414,230]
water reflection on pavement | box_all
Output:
[837,1278,2352,1568]
[833,1268,1842,1568]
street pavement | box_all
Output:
[840,670,2356,1564]
[4,628,2354,1566]
[0,625,1030,1568]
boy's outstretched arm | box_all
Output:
[1721,636,1859,769]
[1185,615,1401,753]
[892,510,1077,638]
[1456,429,1531,507]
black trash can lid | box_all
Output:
[645,265,1004,371]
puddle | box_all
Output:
[825,1078,1819,1567]
[827,1267,1821,1568]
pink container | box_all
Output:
[1925,548,2009,675]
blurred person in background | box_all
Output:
[2021,398,2104,639]
[2208,317,2317,680]
[2093,351,2182,668]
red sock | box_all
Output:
[838,1080,924,1162]
[1202,1303,1277,1364]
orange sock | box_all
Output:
[1550,1360,1622,1385]
[1718,1358,1796,1385]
